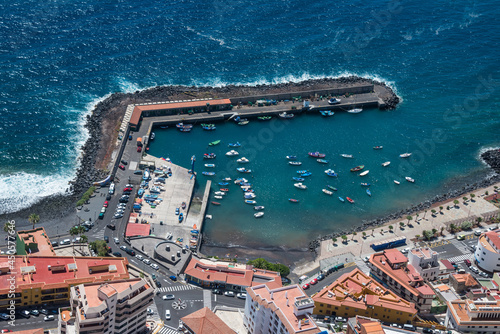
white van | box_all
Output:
[60,239,71,245]
[109,183,115,194]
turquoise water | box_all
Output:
[148,106,496,249]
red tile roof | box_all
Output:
[440,259,455,270]
[125,223,151,237]
[485,231,500,252]
[181,307,235,334]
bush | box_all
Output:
[423,230,434,241]
[248,258,290,277]
[90,240,109,257]
[76,186,96,207]
[461,221,473,230]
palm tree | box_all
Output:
[28,213,40,230]
[476,217,483,226]
[400,222,405,229]
[439,206,443,213]
[431,209,437,217]
[423,210,428,220]
[371,229,375,236]
[450,223,457,233]
[352,232,357,240]
[406,215,413,225]
[389,225,394,232]
[69,226,80,254]
[341,235,348,243]
[332,237,338,245]
[3,221,15,233]
[440,226,445,236]
[416,213,420,222]
[453,199,459,207]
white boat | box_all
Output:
[214,195,223,199]
[347,108,362,113]
[340,154,353,158]
[382,161,391,167]
[322,189,333,195]
[279,112,294,119]
[405,177,415,183]
[294,182,307,190]
[226,150,239,156]
[359,170,370,176]
[245,200,257,204]
[223,177,232,181]
[254,212,264,218]
[214,191,225,196]
[254,206,265,210]
[237,157,249,163]
[244,193,256,199]
[400,153,412,158]
[205,215,212,219]
[394,180,400,185]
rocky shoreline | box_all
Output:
[307,148,500,253]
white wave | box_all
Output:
[0,172,71,214]
[116,77,142,94]
[186,26,236,50]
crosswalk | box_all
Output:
[447,253,475,263]
[158,325,180,334]
[449,239,471,255]
[92,229,105,239]
[155,284,200,293]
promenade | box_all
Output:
[293,183,500,276]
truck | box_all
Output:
[137,137,143,146]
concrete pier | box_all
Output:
[195,180,212,254]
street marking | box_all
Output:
[344,262,356,268]
[203,289,212,309]
[158,325,180,334]
[446,253,475,263]
[156,284,199,293]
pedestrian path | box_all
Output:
[354,259,370,274]
[447,253,474,263]
[155,284,199,293]
[203,289,212,309]
[92,229,105,239]
[158,325,180,334]
[147,301,160,322]
[449,239,471,255]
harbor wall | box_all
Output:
[196,180,212,255]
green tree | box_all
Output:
[400,222,405,229]
[3,221,15,233]
[439,206,443,213]
[470,193,476,201]
[389,225,394,232]
[476,217,483,226]
[248,258,270,270]
[332,237,338,245]
[69,226,80,253]
[272,263,290,277]
[485,191,489,196]
[423,230,433,241]
[89,240,109,257]
[463,196,468,204]
[416,213,419,221]
[440,226,445,236]
[431,209,437,217]
[28,213,40,230]
[406,215,413,225]
[461,221,473,230]
[423,210,428,219]
[431,228,438,236]
[449,224,458,233]
[362,231,367,238]
[352,232,357,240]
[341,235,348,243]
[453,199,459,207]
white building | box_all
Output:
[58,278,154,334]
[244,284,321,334]
[475,230,500,273]
[407,247,440,281]
[446,299,500,333]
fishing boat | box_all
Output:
[254,206,265,210]
[338,197,345,203]
[296,170,308,174]
[254,212,264,218]
[308,152,326,158]
[220,188,229,192]
[359,170,370,176]
[234,178,248,184]
[226,150,239,156]
[327,185,337,191]
[143,169,150,180]
[317,159,329,164]
[237,157,249,163]
[236,167,251,173]
[301,172,312,177]
[346,197,355,204]
[294,182,307,190]
[320,110,335,117]
[150,132,155,140]
[292,177,305,182]
[214,191,225,196]
[201,123,215,127]
[324,169,337,177]
[350,165,365,172]
[340,154,354,158]
[245,200,257,204]
[209,140,221,146]
[204,164,215,168]
[328,98,341,105]
[222,177,232,181]
[405,177,415,183]
[211,201,221,205]
[399,153,412,158]
[366,188,372,196]
[394,180,400,185]
[218,182,229,186]
[382,161,391,167]
[288,198,299,203]
[289,161,302,166]
[244,193,256,199]
[176,123,193,129]
[347,108,362,113]
[279,112,294,119]
[286,155,297,160]
[137,188,144,197]
[238,120,249,125]
[203,153,216,159]
[258,116,272,121]
[373,146,383,150]
[361,183,370,187]
[179,127,192,132]
[202,126,216,131]
[228,142,241,147]
[322,189,333,195]
[214,195,223,199]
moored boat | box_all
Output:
[346,197,355,204]
[209,140,221,146]
[289,161,302,166]
[202,171,215,176]
[289,198,299,203]
[394,180,400,185]
[150,132,155,140]
[373,146,383,150]
[222,177,232,181]
[324,169,337,177]
[359,170,370,176]
[317,159,329,164]
[308,152,326,158]
[179,127,192,132]
[245,200,257,204]
[237,167,251,173]
[254,212,264,218]
[347,108,362,113]
[228,142,241,147]
[327,185,337,191]
[218,182,229,186]
[254,206,265,210]
[237,157,249,163]
[203,153,216,159]
[382,161,391,167]
[292,177,305,182]
[405,176,415,183]
[301,172,312,177]
[279,112,294,119]
[322,189,333,195]
[294,182,307,190]
[238,120,249,125]
[350,165,365,172]
[176,122,193,129]
[338,197,345,202]
[214,191,225,196]
[203,126,216,131]
[320,110,335,116]
[361,183,370,187]
[399,153,412,158]
[211,201,221,205]
[366,188,372,196]
[226,150,239,156]
[204,164,216,168]
[258,116,272,121]
[296,170,308,174]
[220,188,229,192]
[286,155,297,160]
[340,154,353,158]
[214,195,223,199]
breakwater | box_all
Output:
[307,148,500,254]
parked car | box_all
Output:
[143,259,151,265]
[0,313,9,320]
[109,183,115,194]
[103,201,109,207]
[121,159,128,165]
[302,283,310,290]
[59,239,71,245]
[480,271,489,278]
[224,291,235,297]
[51,241,59,247]
[212,289,223,295]
[147,308,154,316]
[403,324,416,331]
[112,252,122,257]
[100,207,106,213]
[422,328,434,334]
[464,259,472,266]
[317,274,325,281]
[39,309,49,315]
[106,194,112,200]
[236,293,247,299]
[470,266,479,274]
[44,315,55,321]
[363,256,370,262]
[136,254,143,260]
[113,237,120,244]
[107,224,116,230]
[119,245,127,251]
[169,275,177,281]
[162,294,175,300]
[123,187,133,192]
[118,165,125,170]
[98,212,104,219]
[151,263,159,270]
[17,310,30,318]
[335,316,347,323]
[134,170,142,175]
[119,198,129,203]
[457,234,465,240]
[310,278,318,285]
[474,230,482,236]
[104,236,109,243]
[113,214,124,219]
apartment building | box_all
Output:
[446,299,500,333]
[475,230,500,273]
[58,278,153,334]
[407,248,440,281]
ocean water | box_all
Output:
[0,1,499,246]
